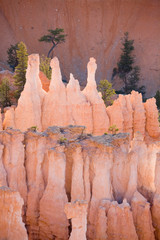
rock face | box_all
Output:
[0,0,160,97]
[65,200,88,240]
[0,126,159,239]
[3,54,160,140]
[0,186,28,240]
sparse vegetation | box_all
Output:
[108,125,119,135]
[39,28,67,58]
[40,55,51,80]
[28,126,38,132]
[112,32,145,96]
[14,42,28,100]
[59,137,68,144]
[98,79,116,107]
[0,77,12,108]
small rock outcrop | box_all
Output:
[65,200,88,240]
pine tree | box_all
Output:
[7,43,19,71]
[0,77,11,108]
[39,28,67,58]
[155,90,160,109]
[14,42,28,100]
[98,79,116,107]
[112,32,145,95]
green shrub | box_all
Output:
[28,126,38,132]
[59,137,68,144]
[98,79,116,107]
[40,55,51,80]
[108,125,119,135]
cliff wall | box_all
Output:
[0,0,160,97]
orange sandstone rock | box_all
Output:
[3,107,15,129]
[71,145,85,202]
[65,200,88,240]
[130,91,146,137]
[152,194,160,240]
[66,73,93,133]
[39,146,68,240]
[95,206,108,240]
[107,200,138,240]
[0,144,6,186]
[39,71,50,92]
[0,186,28,240]
[42,57,69,130]
[131,191,155,240]
[15,54,45,131]
[144,97,160,138]
[25,131,46,239]
[83,58,109,135]
[0,129,27,205]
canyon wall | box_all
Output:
[0,0,160,97]
[0,126,160,239]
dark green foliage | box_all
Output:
[155,90,160,109]
[0,77,12,108]
[14,42,28,100]
[40,55,51,80]
[7,43,19,71]
[39,28,67,58]
[113,32,145,96]
[98,79,116,107]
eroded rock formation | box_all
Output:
[0,55,160,239]
[3,54,160,141]
[0,126,159,239]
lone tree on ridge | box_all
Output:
[39,28,67,58]
[112,32,145,96]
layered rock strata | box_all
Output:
[3,54,160,140]
[0,126,159,239]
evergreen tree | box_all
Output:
[7,43,19,71]
[155,90,160,109]
[14,42,28,100]
[98,79,116,107]
[39,28,67,58]
[0,77,12,108]
[112,32,145,95]
[40,55,51,80]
